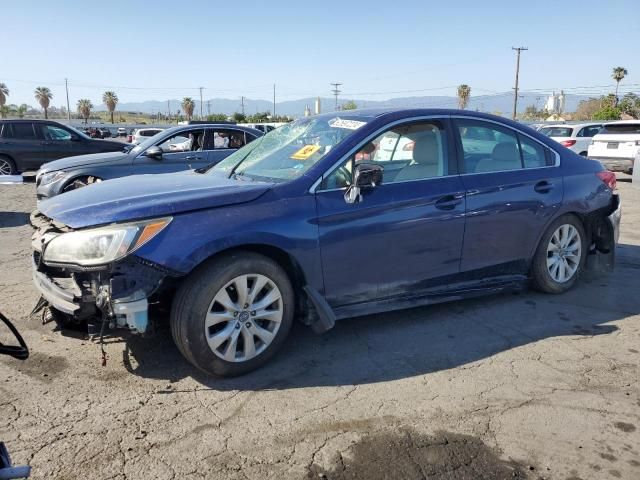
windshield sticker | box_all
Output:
[328,118,367,130]
[291,144,321,160]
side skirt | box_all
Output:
[332,275,528,321]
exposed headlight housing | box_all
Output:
[39,171,67,186]
[43,217,172,266]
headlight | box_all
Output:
[39,171,67,186]
[43,217,172,266]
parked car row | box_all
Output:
[28,109,621,376]
[538,120,640,173]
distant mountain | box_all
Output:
[97,93,592,117]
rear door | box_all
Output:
[0,122,43,169]
[314,117,466,306]
[453,117,563,275]
[575,124,602,155]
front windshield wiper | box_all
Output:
[228,135,267,178]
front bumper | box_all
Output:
[30,254,168,334]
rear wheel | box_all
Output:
[62,175,102,192]
[0,155,16,175]
[170,252,294,377]
[531,215,586,293]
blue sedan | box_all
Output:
[31,109,620,376]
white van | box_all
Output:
[588,120,640,173]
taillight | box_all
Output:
[560,140,577,147]
[596,171,617,191]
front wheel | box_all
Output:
[531,215,586,294]
[170,252,294,377]
[0,155,17,175]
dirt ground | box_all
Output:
[1,180,639,480]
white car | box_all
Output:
[117,127,127,137]
[588,120,640,173]
[131,128,165,145]
[539,123,603,156]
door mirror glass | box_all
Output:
[354,162,383,188]
[344,162,383,204]
[145,145,163,159]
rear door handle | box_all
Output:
[435,194,464,210]
[534,180,554,193]
[185,155,203,160]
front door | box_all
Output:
[314,118,466,307]
[134,128,208,174]
[453,118,564,275]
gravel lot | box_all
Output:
[1,181,639,480]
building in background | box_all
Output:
[304,105,311,117]
[544,90,566,114]
[315,97,321,115]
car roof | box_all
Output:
[161,123,263,136]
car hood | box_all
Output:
[39,151,129,173]
[38,171,274,229]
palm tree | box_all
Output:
[77,99,93,124]
[612,67,628,101]
[0,105,10,119]
[182,97,195,121]
[102,91,119,124]
[457,84,471,109]
[0,83,9,108]
[34,87,53,119]
[15,104,28,119]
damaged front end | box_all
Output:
[30,210,176,334]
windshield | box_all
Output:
[210,116,370,182]
[539,126,573,137]
[600,123,640,135]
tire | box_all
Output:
[170,252,295,377]
[531,214,587,294]
[0,155,17,175]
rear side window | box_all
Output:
[3,123,37,140]
[577,125,601,137]
[210,129,247,149]
[455,119,553,173]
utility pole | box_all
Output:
[511,47,528,120]
[65,78,71,121]
[273,84,276,119]
[199,87,204,120]
[241,96,245,116]
[330,83,342,111]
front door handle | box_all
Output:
[534,180,554,193]
[435,194,463,210]
[185,155,202,160]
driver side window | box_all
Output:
[321,120,447,190]
[157,129,205,153]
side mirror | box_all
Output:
[344,162,383,204]
[145,146,163,160]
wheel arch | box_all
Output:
[188,243,311,316]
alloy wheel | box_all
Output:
[546,224,582,283]
[0,159,13,175]
[204,274,283,362]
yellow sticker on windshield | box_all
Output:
[291,145,321,160]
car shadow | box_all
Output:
[0,211,30,228]
[119,244,640,391]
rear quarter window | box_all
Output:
[539,127,573,137]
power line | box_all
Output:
[511,46,528,119]
[330,83,342,111]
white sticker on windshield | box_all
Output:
[328,118,367,130]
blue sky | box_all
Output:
[2,0,639,107]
